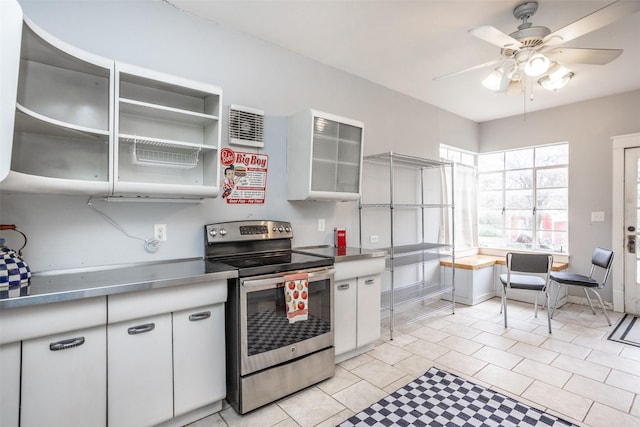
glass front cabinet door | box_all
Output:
[287,109,363,201]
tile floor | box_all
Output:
[189,298,640,427]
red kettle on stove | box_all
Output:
[0,224,32,298]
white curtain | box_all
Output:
[440,163,478,250]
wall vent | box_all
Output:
[228,104,265,148]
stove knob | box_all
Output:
[272,227,277,232]
[285,226,291,233]
[278,226,284,232]
[208,228,217,237]
[219,228,227,236]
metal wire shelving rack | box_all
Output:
[359,152,455,340]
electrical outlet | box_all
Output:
[591,211,605,222]
[370,235,379,243]
[154,224,167,241]
[318,219,325,232]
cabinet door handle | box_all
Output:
[337,283,350,290]
[364,279,376,285]
[49,337,85,351]
[189,311,211,321]
[127,323,155,335]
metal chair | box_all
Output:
[500,252,554,333]
[550,247,614,326]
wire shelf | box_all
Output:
[131,140,200,169]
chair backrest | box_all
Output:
[589,247,614,286]
[507,252,553,274]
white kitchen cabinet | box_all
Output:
[287,109,363,201]
[0,296,107,427]
[334,278,357,356]
[113,62,222,199]
[107,280,227,426]
[1,1,223,199]
[1,12,113,195]
[441,262,495,306]
[0,342,20,427]
[21,325,107,427]
[108,313,174,427]
[173,304,226,416]
[334,258,384,362]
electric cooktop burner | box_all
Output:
[204,220,333,277]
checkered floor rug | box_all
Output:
[608,314,640,347]
[337,367,576,427]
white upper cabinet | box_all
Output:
[1,13,113,195]
[113,63,222,199]
[287,109,363,201]
[0,1,223,199]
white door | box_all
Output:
[21,326,107,427]
[624,147,640,315]
[173,304,226,416]
[108,314,173,427]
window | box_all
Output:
[440,145,475,167]
[478,144,568,253]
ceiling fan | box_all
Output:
[435,0,640,95]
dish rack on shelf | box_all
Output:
[127,137,200,169]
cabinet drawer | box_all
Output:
[334,257,385,281]
[108,280,226,324]
[0,296,106,344]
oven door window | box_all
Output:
[244,278,332,357]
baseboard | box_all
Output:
[566,295,613,311]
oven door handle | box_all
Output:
[242,268,335,289]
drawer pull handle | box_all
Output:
[127,323,155,335]
[337,283,350,290]
[49,337,85,351]
[364,279,376,285]
[189,311,211,321]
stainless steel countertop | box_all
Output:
[0,258,238,310]
[294,245,387,262]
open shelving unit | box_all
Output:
[359,152,455,339]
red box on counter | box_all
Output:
[335,228,346,248]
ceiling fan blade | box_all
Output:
[543,0,640,46]
[469,25,522,49]
[545,47,623,65]
[433,58,503,81]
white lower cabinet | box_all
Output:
[334,273,382,362]
[0,342,21,427]
[108,314,174,427]
[173,304,225,417]
[334,278,358,355]
[21,326,107,427]
[357,275,382,346]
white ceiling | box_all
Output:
[168,0,640,123]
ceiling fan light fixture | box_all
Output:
[524,52,550,76]
[481,68,504,91]
[538,71,574,91]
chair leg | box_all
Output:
[583,288,597,315]
[502,287,508,328]
[545,290,552,334]
[533,294,539,318]
[551,282,561,319]
[587,289,612,326]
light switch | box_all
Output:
[591,212,605,222]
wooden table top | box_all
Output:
[440,254,568,271]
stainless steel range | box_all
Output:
[204,220,335,414]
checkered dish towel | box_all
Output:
[284,272,309,324]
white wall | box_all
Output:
[480,89,640,301]
[0,0,478,271]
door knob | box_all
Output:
[627,235,636,253]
